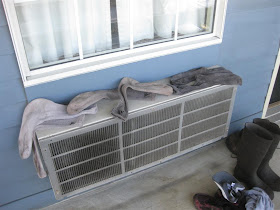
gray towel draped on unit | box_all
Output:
[18,99,98,178]
[67,77,173,121]
[67,88,156,115]
[170,66,242,95]
[111,78,173,121]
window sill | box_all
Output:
[24,35,222,87]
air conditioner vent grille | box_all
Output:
[123,131,179,160]
[125,143,178,172]
[181,125,226,151]
[183,100,231,126]
[49,124,119,156]
[56,151,121,183]
[60,164,122,195]
[53,137,120,170]
[184,88,233,113]
[181,113,228,139]
[38,85,237,200]
[123,118,180,147]
[122,104,181,133]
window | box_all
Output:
[3,0,228,86]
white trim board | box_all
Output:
[262,46,280,118]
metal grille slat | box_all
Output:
[49,124,119,156]
[184,88,233,113]
[183,101,231,126]
[181,114,228,139]
[180,126,226,151]
[53,138,120,170]
[123,131,179,160]
[60,164,122,195]
[122,104,181,133]
[124,144,178,172]
[57,151,121,183]
[123,118,180,147]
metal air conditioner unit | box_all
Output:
[36,84,237,200]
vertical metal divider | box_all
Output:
[73,0,84,59]
[118,121,125,174]
[129,0,134,50]
[177,102,185,153]
[174,0,179,41]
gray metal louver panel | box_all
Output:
[183,100,231,126]
[49,124,119,156]
[123,118,180,147]
[53,138,120,170]
[37,85,237,200]
[56,151,121,183]
[180,125,226,151]
[181,113,228,139]
[60,164,122,195]
[122,104,181,133]
[123,131,179,160]
[125,143,178,172]
[184,88,233,113]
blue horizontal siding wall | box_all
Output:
[0,26,14,55]
[0,2,52,207]
[219,6,280,124]
[0,0,280,209]
[0,54,22,82]
[0,126,52,206]
[0,2,6,27]
[25,45,220,104]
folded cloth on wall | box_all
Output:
[170,66,242,94]
[18,99,98,178]
[67,89,156,115]
[111,77,173,121]
[245,187,274,210]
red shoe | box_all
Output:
[193,193,223,210]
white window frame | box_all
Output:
[3,0,228,87]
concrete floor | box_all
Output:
[43,140,280,210]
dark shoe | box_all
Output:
[193,193,223,210]
[253,118,280,191]
[212,171,245,203]
[225,130,242,155]
[214,190,246,210]
[234,123,274,199]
